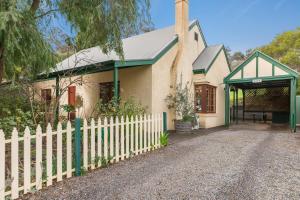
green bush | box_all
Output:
[93,97,147,119]
[0,85,35,135]
[165,81,196,122]
[160,132,169,147]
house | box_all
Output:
[34,0,231,129]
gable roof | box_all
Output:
[193,45,231,74]
[224,50,299,83]
[53,20,204,75]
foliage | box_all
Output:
[165,81,195,122]
[259,27,300,72]
[61,104,75,113]
[0,85,35,135]
[160,132,169,147]
[0,1,56,81]
[93,97,147,119]
[0,0,152,82]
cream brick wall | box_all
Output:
[194,50,230,128]
[33,67,152,119]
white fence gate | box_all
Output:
[0,113,165,199]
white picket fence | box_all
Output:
[0,113,163,200]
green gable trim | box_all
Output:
[257,50,299,78]
[224,50,299,84]
[193,69,205,74]
[189,20,208,48]
[194,45,231,75]
[115,37,178,68]
[226,75,294,84]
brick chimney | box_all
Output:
[175,0,189,43]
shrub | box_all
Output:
[0,85,35,135]
[165,81,195,122]
[93,97,147,119]
[160,132,169,147]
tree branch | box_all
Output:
[30,0,41,12]
[35,9,59,19]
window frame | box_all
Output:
[41,89,52,106]
[99,81,120,104]
[194,32,199,42]
[194,84,216,114]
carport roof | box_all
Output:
[224,50,299,85]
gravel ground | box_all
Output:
[24,124,300,200]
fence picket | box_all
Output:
[135,116,139,155]
[97,118,102,167]
[46,124,53,186]
[151,114,154,149]
[125,116,130,158]
[143,115,147,153]
[115,117,120,162]
[23,127,31,194]
[11,128,19,199]
[121,116,125,160]
[66,121,72,178]
[57,123,62,182]
[109,117,114,163]
[104,118,108,160]
[147,114,151,151]
[139,115,143,153]
[35,125,42,190]
[130,116,134,155]
[0,130,5,199]
[91,119,96,169]
[1,112,165,199]
[154,114,159,149]
[158,114,162,147]
[83,119,88,170]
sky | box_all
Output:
[150,0,300,53]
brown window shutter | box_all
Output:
[68,86,76,106]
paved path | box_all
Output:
[25,125,300,200]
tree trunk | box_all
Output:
[0,46,4,84]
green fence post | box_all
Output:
[75,118,81,176]
[163,112,167,132]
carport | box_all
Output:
[224,51,299,131]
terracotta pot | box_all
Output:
[175,120,192,134]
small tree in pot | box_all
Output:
[165,81,197,134]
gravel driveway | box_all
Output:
[24,124,300,200]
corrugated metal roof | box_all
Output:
[55,20,198,72]
[193,44,223,71]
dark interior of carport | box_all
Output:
[230,79,291,125]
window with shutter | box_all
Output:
[195,84,216,113]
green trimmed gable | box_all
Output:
[224,50,299,84]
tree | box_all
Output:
[231,52,245,61]
[0,0,152,83]
[260,27,300,71]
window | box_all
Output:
[68,86,76,120]
[194,32,199,41]
[41,89,52,106]
[99,81,120,104]
[195,84,216,113]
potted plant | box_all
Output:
[165,81,197,134]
